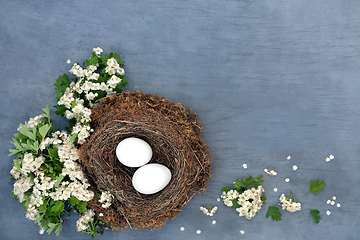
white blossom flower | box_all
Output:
[196,230,201,234]
[329,155,334,160]
[242,164,247,169]
[66,59,71,64]
[212,220,216,225]
[273,188,278,192]
[326,210,331,215]
[332,196,336,200]
[287,156,291,160]
[293,165,298,171]
[325,157,330,162]
[240,230,245,234]
[93,47,103,56]
[285,178,290,182]
[180,227,185,231]
[330,201,335,205]
[326,200,331,204]
[337,203,341,208]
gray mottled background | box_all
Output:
[1,0,360,239]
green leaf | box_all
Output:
[112,52,120,61]
[310,209,321,224]
[54,105,67,117]
[233,178,247,191]
[260,195,267,204]
[47,223,57,235]
[54,74,71,94]
[30,140,39,152]
[40,217,50,229]
[39,124,51,139]
[48,145,59,159]
[303,179,325,197]
[26,130,36,141]
[19,122,29,136]
[42,105,50,120]
[13,159,21,169]
[69,133,78,144]
[78,201,87,213]
[8,149,21,156]
[90,55,99,65]
[34,214,44,224]
[54,174,65,188]
[265,206,282,221]
[12,139,24,151]
[70,196,80,206]
[51,201,65,215]
[221,187,231,193]
[55,223,63,236]
[231,199,240,209]
[39,199,48,212]
[100,53,109,63]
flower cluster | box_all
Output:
[279,191,301,213]
[264,168,277,176]
[76,209,95,232]
[10,109,94,236]
[55,47,127,145]
[199,205,218,216]
[221,186,265,219]
[99,191,113,209]
[221,175,266,220]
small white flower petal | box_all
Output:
[217,198,221,202]
[326,200,331,204]
[180,227,185,231]
[196,230,201,234]
[242,164,247,169]
[329,155,334,160]
[285,178,290,182]
[66,59,71,64]
[287,156,291,160]
[240,230,245,234]
[332,196,336,200]
[273,188,278,192]
[325,157,330,162]
[337,203,341,208]
[212,220,216,225]
[326,210,331,215]
[293,165,298,171]
[330,201,335,205]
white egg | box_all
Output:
[132,163,172,194]
[116,137,152,168]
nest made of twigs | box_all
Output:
[78,90,211,230]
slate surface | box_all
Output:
[1,1,360,239]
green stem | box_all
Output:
[303,192,310,197]
[290,190,296,202]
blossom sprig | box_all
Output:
[279,190,301,213]
[8,106,99,236]
[221,175,266,220]
[264,168,277,176]
[54,47,127,145]
[200,205,218,216]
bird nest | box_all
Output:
[78,90,212,230]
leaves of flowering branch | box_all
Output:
[265,206,282,221]
[39,124,51,139]
[78,201,88,213]
[70,196,80,207]
[303,179,325,197]
[310,209,321,224]
[50,201,65,215]
[233,175,264,190]
[221,187,232,193]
